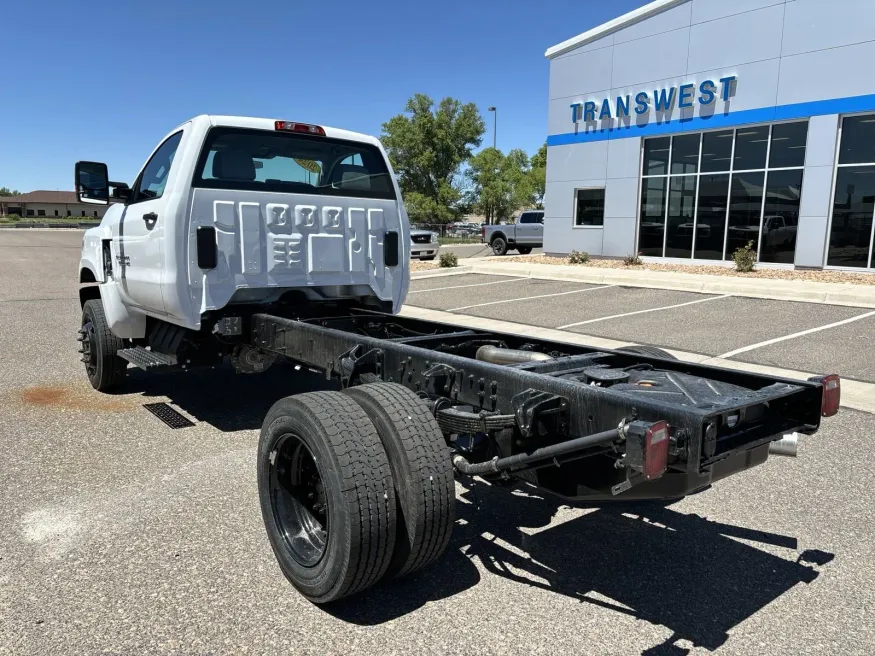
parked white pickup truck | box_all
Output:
[481,209,544,255]
[74,115,839,604]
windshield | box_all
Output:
[193,127,396,201]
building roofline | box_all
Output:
[544,0,688,59]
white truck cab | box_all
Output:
[78,115,410,339]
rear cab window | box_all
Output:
[192,127,396,200]
[519,212,544,224]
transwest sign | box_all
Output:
[570,76,737,125]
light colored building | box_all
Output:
[0,191,108,219]
[543,0,875,271]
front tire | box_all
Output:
[516,246,533,255]
[344,383,455,579]
[491,237,508,256]
[80,299,127,392]
[258,392,397,604]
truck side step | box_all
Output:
[118,346,178,371]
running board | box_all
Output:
[118,346,178,371]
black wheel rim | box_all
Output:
[80,317,97,378]
[493,239,505,254]
[269,433,329,567]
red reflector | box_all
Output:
[820,374,841,417]
[275,121,326,136]
[644,420,670,480]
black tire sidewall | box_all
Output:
[258,403,351,602]
[82,299,125,391]
[492,237,507,256]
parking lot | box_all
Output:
[3,230,875,655]
[408,273,875,384]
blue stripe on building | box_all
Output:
[546,93,875,147]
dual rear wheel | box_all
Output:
[258,383,455,603]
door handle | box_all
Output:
[143,212,158,222]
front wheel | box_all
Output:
[258,391,397,604]
[491,237,508,256]
[79,299,127,392]
[516,246,533,255]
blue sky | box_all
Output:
[1,0,644,192]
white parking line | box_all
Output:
[408,277,524,294]
[447,285,615,312]
[718,309,875,358]
[556,294,732,330]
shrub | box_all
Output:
[732,241,757,272]
[623,252,643,266]
[439,251,458,268]
[568,250,590,264]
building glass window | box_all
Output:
[639,178,667,256]
[664,175,697,258]
[54,210,59,217]
[670,135,700,175]
[37,210,46,217]
[639,121,807,261]
[694,174,730,260]
[26,209,34,217]
[67,210,71,217]
[761,169,803,264]
[643,137,670,175]
[827,115,875,269]
[700,130,734,173]
[574,189,604,226]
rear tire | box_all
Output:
[344,383,455,579]
[80,299,127,392]
[491,237,508,256]
[617,345,678,360]
[516,246,533,255]
[258,392,397,603]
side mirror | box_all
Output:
[75,161,109,205]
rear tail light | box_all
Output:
[275,121,326,136]
[481,226,486,241]
[810,374,840,417]
[625,420,670,481]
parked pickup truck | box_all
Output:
[75,115,840,604]
[482,209,544,255]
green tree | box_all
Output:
[0,187,21,197]
[466,147,536,224]
[530,143,547,209]
[382,94,485,224]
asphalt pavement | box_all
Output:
[2,231,874,655]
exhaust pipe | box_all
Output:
[476,345,551,365]
[769,433,800,457]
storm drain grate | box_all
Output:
[143,402,195,429]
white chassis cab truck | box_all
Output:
[76,115,840,604]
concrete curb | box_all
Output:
[458,261,875,309]
[399,305,875,414]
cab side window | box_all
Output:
[132,132,183,203]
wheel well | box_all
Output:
[79,285,100,308]
[79,267,97,283]
[490,232,507,243]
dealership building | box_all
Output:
[543,0,875,271]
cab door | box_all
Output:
[516,211,544,244]
[116,131,183,313]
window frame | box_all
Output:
[638,119,808,262]
[128,130,184,206]
[824,112,875,271]
[572,187,606,229]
